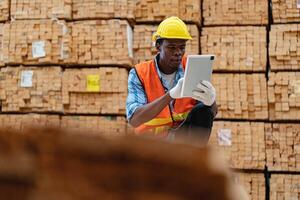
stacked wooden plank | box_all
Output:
[0,114,60,131]
[2,20,71,65]
[210,121,266,170]
[10,0,72,20]
[133,24,199,64]
[233,172,265,200]
[0,0,9,21]
[203,0,268,25]
[270,175,300,200]
[212,74,268,120]
[69,20,133,67]
[265,123,300,171]
[0,67,63,112]
[0,24,4,66]
[272,0,300,23]
[73,0,134,20]
[201,26,267,72]
[62,68,127,114]
[61,116,127,136]
[268,72,300,120]
[269,24,300,71]
[134,0,201,24]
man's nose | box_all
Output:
[174,47,183,56]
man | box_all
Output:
[126,16,217,145]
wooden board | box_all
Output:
[269,24,300,71]
[212,73,268,120]
[69,20,133,67]
[133,24,199,64]
[62,67,127,114]
[61,116,127,136]
[272,0,300,23]
[203,0,268,25]
[265,123,300,171]
[134,0,201,24]
[0,0,9,21]
[210,121,266,170]
[73,0,134,20]
[268,72,300,120]
[201,26,267,72]
[10,0,72,20]
[0,66,63,113]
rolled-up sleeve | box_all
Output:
[126,69,147,121]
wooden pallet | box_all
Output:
[272,0,300,23]
[270,174,300,200]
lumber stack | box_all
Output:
[203,0,268,25]
[272,0,300,23]
[270,175,300,200]
[133,24,199,64]
[61,116,127,136]
[233,172,265,200]
[269,24,300,71]
[201,26,267,72]
[0,0,9,21]
[210,121,266,170]
[0,67,63,113]
[0,114,60,131]
[62,68,127,114]
[10,0,72,20]
[265,123,300,172]
[134,0,201,24]
[268,72,300,120]
[73,0,135,20]
[69,20,133,67]
[212,74,268,120]
[2,20,71,65]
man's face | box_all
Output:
[157,39,187,71]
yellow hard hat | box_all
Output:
[152,16,192,41]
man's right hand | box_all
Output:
[169,78,184,99]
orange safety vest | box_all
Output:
[134,56,197,137]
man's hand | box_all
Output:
[169,78,184,99]
[192,80,216,106]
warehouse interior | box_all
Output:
[0,0,299,199]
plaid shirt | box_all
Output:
[126,54,184,120]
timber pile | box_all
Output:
[269,24,300,71]
[268,72,300,120]
[233,172,265,200]
[72,0,134,20]
[0,0,9,21]
[10,0,72,20]
[134,0,201,24]
[133,24,199,64]
[210,121,266,170]
[203,0,268,25]
[0,114,60,131]
[265,123,300,171]
[69,20,133,67]
[201,26,267,72]
[61,116,127,136]
[270,175,300,200]
[272,0,300,23]
[2,20,71,65]
[62,68,127,114]
[0,67,63,113]
[212,74,268,120]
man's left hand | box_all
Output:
[192,80,216,106]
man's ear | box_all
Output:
[155,42,161,52]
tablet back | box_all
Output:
[181,55,214,97]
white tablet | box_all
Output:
[181,55,215,97]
